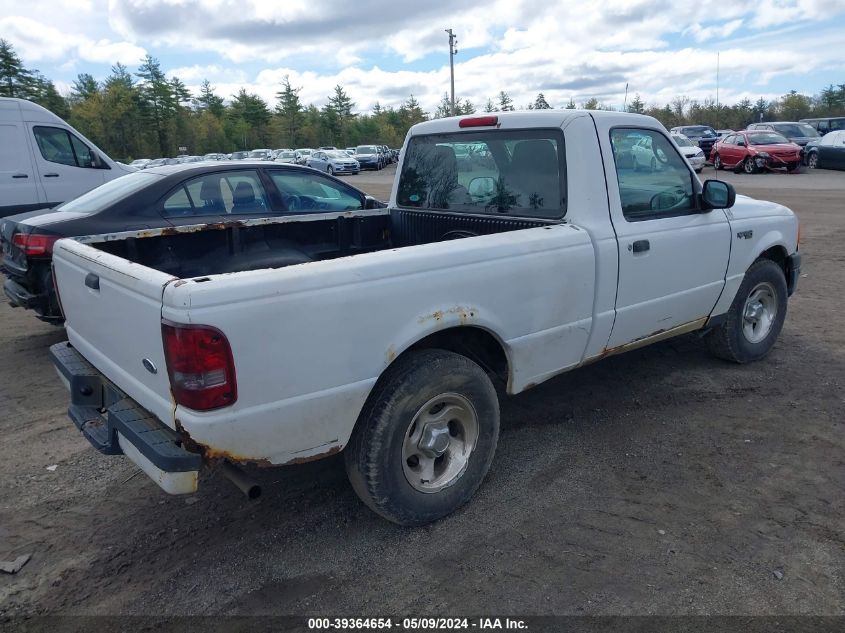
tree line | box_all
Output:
[1,39,843,161]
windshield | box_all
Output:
[297,149,312,155]
[672,135,695,148]
[356,146,378,154]
[326,151,350,159]
[55,173,159,215]
[772,123,819,138]
[279,152,295,158]
[748,132,790,145]
[398,130,564,219]
[248,150,268,158]
[683,126,716,137]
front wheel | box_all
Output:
[345,349,500,526]
[743,157,757,174]
[327,165,334,175]
[706,259,788,363]
[713,154,723,170]
[807,152,819,169]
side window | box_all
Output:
[33,126,96,168]
[70,134,93,168]
[33,126,76,167]
[220,172,270,214]
[162,187,193,216]
[610,128,696,221]
[270,171,363,212]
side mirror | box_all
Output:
[468,176,496,198]
[364,196,385,209]
[701,179,735,210]
[90,151,105,169]
[736,139,746,147]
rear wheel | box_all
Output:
[345,349,500,526]
[807,152,819,169]
[706,259,787,363]
[713,154,723,170]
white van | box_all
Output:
[0,97,133,218]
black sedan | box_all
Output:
[803,130,845,170]
[1,161,385,323]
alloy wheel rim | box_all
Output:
[744,158,754,174]
[401,393,479,493]
[742,282,777,344]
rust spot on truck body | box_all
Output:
[175,419,339,468]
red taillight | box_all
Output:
[459,115,499,128]
[161,321,237,411]
[13,233,59,257]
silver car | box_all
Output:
[671,133,706,173]
[295,149,313,165]
[306,150,360,175]
[274,150,298,164]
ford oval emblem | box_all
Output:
[142,358,158,374]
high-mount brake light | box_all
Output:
[161,321,237,411]
[459,116,499,128]
[12,233,59,257]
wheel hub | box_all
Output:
[741,282,777,344]
[417,421,451,457]
[401,393,480,493]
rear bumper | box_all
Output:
[50,342,200,494]
[4,276,42,309]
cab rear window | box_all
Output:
[397,129,566,219]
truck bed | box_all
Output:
[90,208,554,279]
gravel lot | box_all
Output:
[1,165,843,618]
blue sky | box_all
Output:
[2,0,844,113]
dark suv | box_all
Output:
[800,117,845,136]
[669,125,719,160]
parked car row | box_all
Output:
[1,161,386,323]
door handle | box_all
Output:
[12,173,28,179]
[84,273,100,290]
[44,173,59,178]
[631,239,650,253]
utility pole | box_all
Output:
[446,28,457,116]
[716,51,720,127]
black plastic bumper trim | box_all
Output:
[787,252,801,297]
[50,342,201,472]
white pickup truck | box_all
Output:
[50,111,800,526]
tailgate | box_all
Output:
[52,238,178,429]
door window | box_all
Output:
[33,126,96,168]
[161,170,270,217]
[610,128,696,221]
[270,170,363,212]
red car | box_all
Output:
[710,130,802,173]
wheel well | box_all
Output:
[758,245,788,278]
[404,326,510,386]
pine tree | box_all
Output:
[0,39,33,98]
[483,98,497,112]
[627,93,644,114]
[533,93,551,109]
[197,79,225,117]
[275,75,304,146]
[136,55,177,154]
[497,91,514,111]
[564,98,576,109]
[71,73,99,101]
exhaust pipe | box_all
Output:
[220,461,261,499]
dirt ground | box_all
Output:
[1,165,843,618]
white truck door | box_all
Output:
[601,124,731,348]
[27,123,106,206]
[0,120,43,215]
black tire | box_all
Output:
[787,162,800,173]
[714,154,723,170]
[706,258,788,363]
[742,157,757,174]
[327,165,334,175]
[807,152,819,169]
[345,349,500,526]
